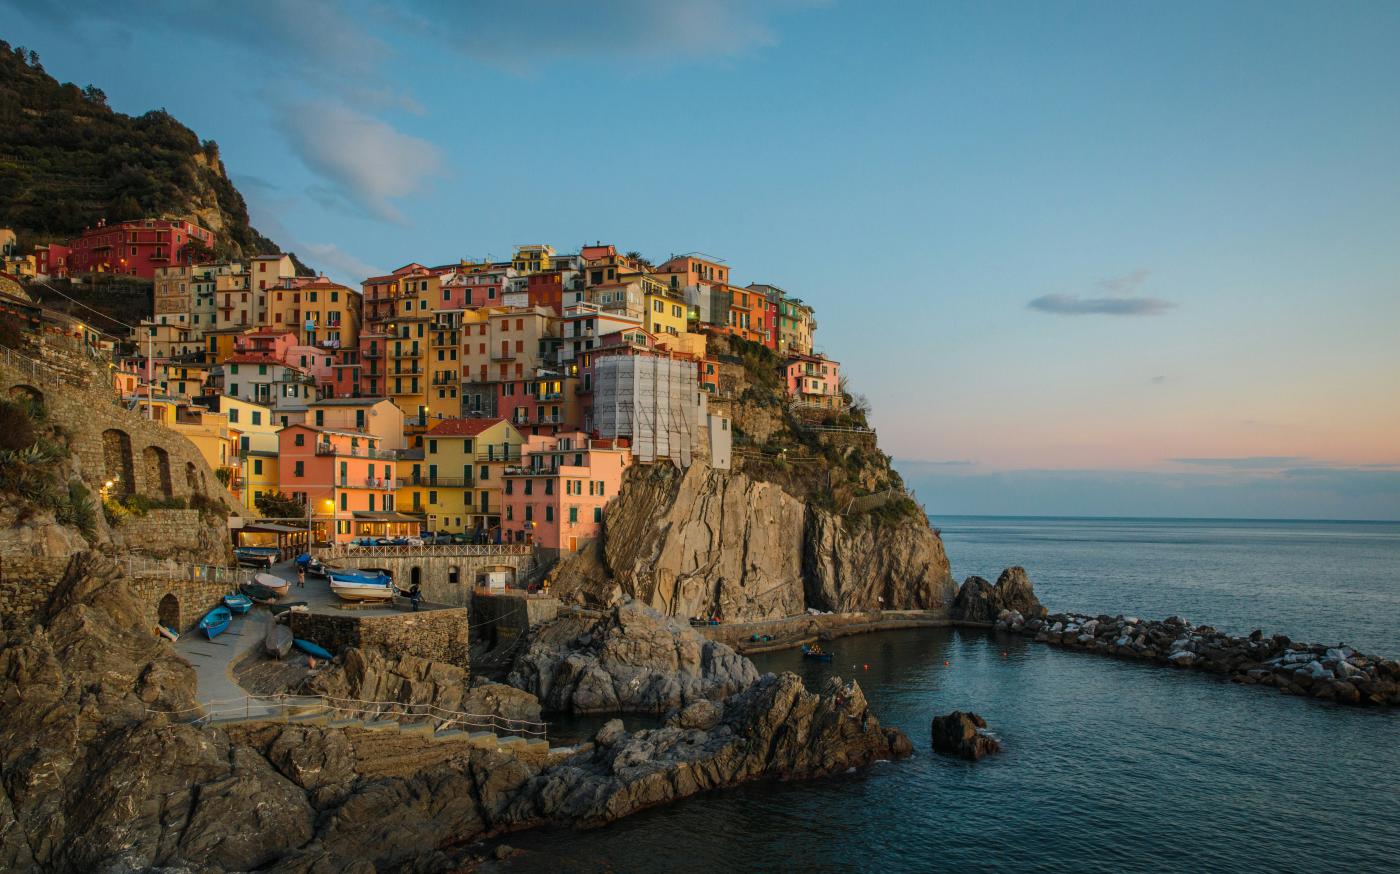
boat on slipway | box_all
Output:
[198,606,233,640]
[327,567,396,602]
[254,572,291,597]
[222,592,253,615]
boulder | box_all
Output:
[951,566,1047,624]
[930,711,1001,761]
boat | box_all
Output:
[158,625,178,642]
[269,600,309,617]
[801,644,833,662]
[264,623,293,659]
[294,638,333,660]
[239,580,278,604]
[198,606,233,640]
[222,592,253,615]
[327,567,395,602]
[234,546,279,568]
[254,572,290,597]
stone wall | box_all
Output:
[471,591,559,645]
[290,608,471,669]
[318,550,536,608]
[0,350,241,520]
[128,573,240,633]
[108,509,230,565]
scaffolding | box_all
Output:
[593,355,698,466]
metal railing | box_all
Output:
[397,475,473,488]
[164,693,549,738]
[120,557,252,584]
[314,542,533,560]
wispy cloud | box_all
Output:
[1028,269,1175,317]
[1170,456,1311,469]
[276,102,444,224]
[298,243,385,283]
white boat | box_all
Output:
[328,578,395,602]
[328,568,395,602]
[254,572,290,596]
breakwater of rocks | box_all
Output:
[993,609,1400,707]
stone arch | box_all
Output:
[142,445,173,499]
[410,566,422,589]
[8,384,44,415]
[157,593,180,631]
[447,565,460,585]
[101,428,135,498]
[185,461,200,495]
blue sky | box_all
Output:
[5,0,1399,519]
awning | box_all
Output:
[242,522,311,533]
[351,511,426,522]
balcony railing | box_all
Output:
[391,366,423,375]
[397,475,473,488]
[363,349,382,358]
[315,443,397,460]
[491,351,516,361]
[474,449,522,463]
[432,373,458,385]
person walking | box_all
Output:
[409,584,422,612]
[297,567,306,589]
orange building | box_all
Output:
[277,424,407,542]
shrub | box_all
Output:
[214,466,233,487]
[102,496,129,525]
[190,492,228,517]
[57,480,96,537]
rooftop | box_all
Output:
[427,417,507,437]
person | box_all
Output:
[409,584,422,612]
[297,567,306,589]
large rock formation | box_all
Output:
[508,600,759,714]
[557,460,955,622]
[930,710,1001,761]
[306,645,543,724]
[0,555,912,872]
[950,566,1047,624]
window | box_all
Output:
[428,439,437,453]
[429,490,438,504]
[294,432,305,446]
[231,364,239,374]
[340,493,347,510]
[253,459,263,475]
[228,408,239,423]
[479,464,489,481]
[594,507,602,523]
[551,506,559,523]
[252,410,262,426]
[524,505,533,522]
[524,480,533,496]
[545,479,554,495]
[294,461,304,477]
[315,410,324,426]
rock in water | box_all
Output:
[508,600,759,714]
[930,711,1001,760]
[951,566,1047,624]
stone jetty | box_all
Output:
[993,608,1400,707]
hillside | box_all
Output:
[0,42,308,271]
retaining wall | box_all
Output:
[319,550,536,608]
[290,607,471,669]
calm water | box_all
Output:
[498,517,1400,873]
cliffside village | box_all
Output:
[0,223,844,553]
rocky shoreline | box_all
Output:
[993,608,1400,706]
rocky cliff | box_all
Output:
[0,555,910,872]
[551,334,954,621]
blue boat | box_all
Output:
[294,638,333,660]
[327,567,392,586]
[222,592,253,614]
[199,606,233,640]
[295,553,328,577]
[802,644,834,662]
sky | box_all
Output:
[4,0,1399,520]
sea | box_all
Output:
[496,517,1400,873]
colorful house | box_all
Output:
[502,431,632,553]
[306,397,405,451]
[63,217,214,278]
[401,418,523,536]
[783,354,843,409]
[277,424,402,542]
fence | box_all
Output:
[1,344,117,402]
[157,692,549,738]
[314,542,534,560]
[119,557,252,585]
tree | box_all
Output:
[82,85,108,108]
[254,490,306,519]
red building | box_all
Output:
[34,243,71,278]
[63,218,213,279]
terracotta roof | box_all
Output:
[427,417,507,437]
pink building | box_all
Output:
[783,354,842,409]
[277,424,406,543]
[501,431,632,553]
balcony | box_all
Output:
[316,443,397,460]
[389,347,419,358]
[391,366,423,375]
[432,372,459,385]
[363,349,382,359]
[475,448,523,463]
[491,350,516,361]
[397,474,472,488]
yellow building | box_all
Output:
[512,244,555,275]
[386,315,431,434]
[426,311,464,423]
[643,288,689,339]
[205,327,251,363]
[241,450,280,514]
[160,361,212,399]
[402,418,522,534]
[656,330,707,359]
[144,397,237,481]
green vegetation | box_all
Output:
[0,42,303,269]
[0,398,95,537]
[255,490,306,519]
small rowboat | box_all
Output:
[158,625,178,642]
[294,638,333,660]
[264,623,293,659]
[239,581,277,604]
[269,601,309,617]
[254,572,290,597]
[801,644,833,662]
[222,592,253,614]
[199,606,233,640]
